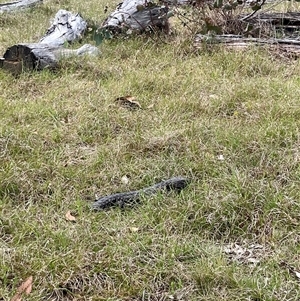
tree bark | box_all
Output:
[0,0,42,13]
[1,9,99,74]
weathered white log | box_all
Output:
[0,0,42,13]
[102,0,171,33]
[241,12,300,25]
[40,9,87,47]
[1,10,100,73]
[194,34,300,55]
[195,34,300,46]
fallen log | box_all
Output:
[101,0,194,34]
[0,0,42,13]
[2,43,99,73]
[101,0,171,33]
[39,9,88,47]
[194,34,300,56]
[237,12,300,35]
[244,12,300,26]
[1,10,99,74]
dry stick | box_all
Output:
[255,0,285,14]
[240,0,267,21]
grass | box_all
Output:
[1,1,300,300]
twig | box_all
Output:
[240,0,267,21]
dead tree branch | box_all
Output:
[0,0,42,13]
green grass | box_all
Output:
[1,1,300,300]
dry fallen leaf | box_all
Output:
[17,276,33,294]
[121,175,130,185]
[11,276,33,301]
[65,210,76,222]
[11,293,22,301]
[217,154,225,161]
[147,103,155,109]
[115,96,142,110]
[129,227,139,232]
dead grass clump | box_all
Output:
[46,271,113,300]
[142,130,189,155]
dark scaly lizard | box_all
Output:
[92,177,190,210]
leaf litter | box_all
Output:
[115,96,142,110]
[223,242,267,265]
[11,276,33,301]
[65,210,76,222]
